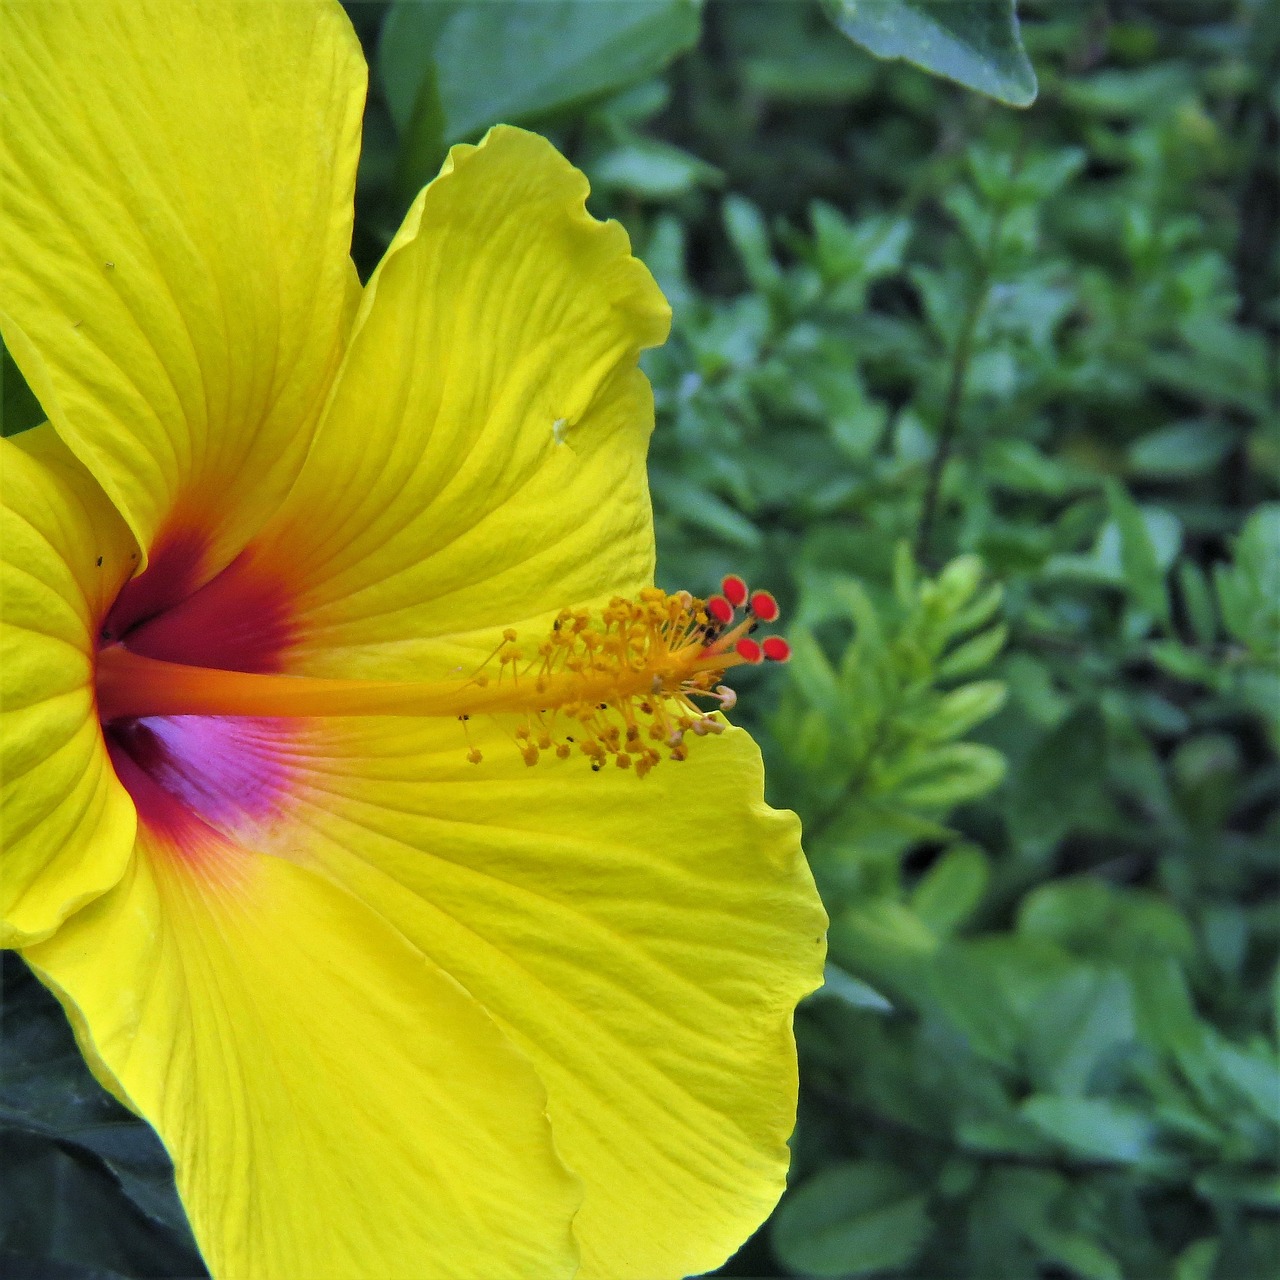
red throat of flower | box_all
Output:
[96,571,789,777]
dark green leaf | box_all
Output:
[379,1,702,143]
[2,342,43,437]
[772,1160,932,1277]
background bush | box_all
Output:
[2,2,1276,1277]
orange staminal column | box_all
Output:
[96,582,791,775]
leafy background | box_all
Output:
[2,2,1277,1277]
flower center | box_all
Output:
[96,575,789,777]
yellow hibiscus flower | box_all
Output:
[0,3,826,1278]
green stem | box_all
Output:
[916,148,1023,566]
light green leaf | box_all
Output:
[1021,1095,1155,1164]
[822,0,1037,107]
[590,138,722,200]
[1023,967,1137,1098]
[658,476,764,548]
[812,963,895,1013]
[891,741,1007,808]
[723,195,781,293]
[924,680,1008,742]
[1128,420,1235,479]
[1104,481,1175,625]
[938,624,1007,679]
[786,627,844,712]
[912,844,989,936]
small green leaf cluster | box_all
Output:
[583,4,1274,1277]
[774,548,1008,891]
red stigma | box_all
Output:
[707,596,735,626]
[735,638,763,664]
[762,636,791,662]
[748,590,779,623]
[721,575,748,608]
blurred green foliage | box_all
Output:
[3,1,1277,1278]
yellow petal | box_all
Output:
[250,717,826,1278]
[1,427,136,946]
[252,126,671,680]
[0,0,366,574]
[23,820,582,1280]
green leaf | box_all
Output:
[1017,879,1196,967]
[833,902,940,970]
[379,1,702,144]
[1022,966,1137,1097]
[1215,504,1280,659]
[812,963,895,1013]
[0,958,204,1275]
[1029,1227,1124,1280]
[1020,1095,1155,1164]
[786,627,844,713]
[937,623,1007,679]
[891,741,1007,808]
[1131,959,1212,1089]
[657,476,764,548]
[723,195,781,293]
[822,0,1037,107]
[926,943,1023,1069]
[2,341,43,437]
[1128,420,1235,479]
[389,56,448,213]
[1010,703,1110,854]
[590,138,722,200]
[924,680,1008,742]
[772,1160,932,1278]
[912,844,990,936]
[1105,480,1173,625]
[1194,1168,1280,1209]
[1177,561,1219,648]
[808,204,912,298]
[1174,1239,1220,1280]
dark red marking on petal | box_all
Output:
[707,595,735,626]
[748,590,779,623]
[102,525,208,642]
[721,575,748,608]
[762,636,792,662]
[106,732,227,867]
[122,549,297,674]
[735,638,763,664]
